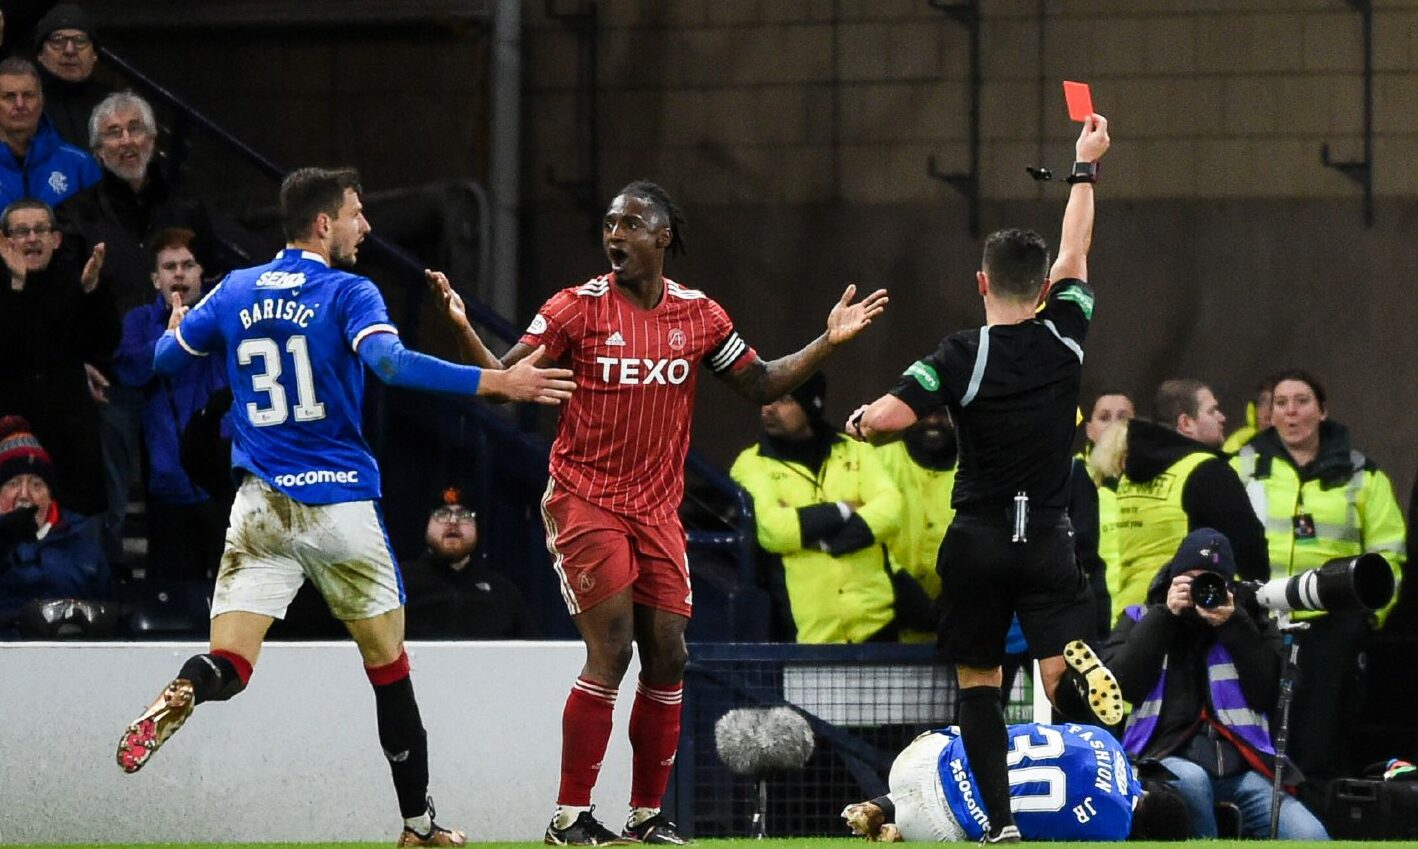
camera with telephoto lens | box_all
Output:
[1189,553,1393,614]
[1250,553,1394,614]
[1190,571,1230,610]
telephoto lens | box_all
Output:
[1190,572,1229,610]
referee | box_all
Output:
[848,114,1115,845]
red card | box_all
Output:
[1063,81,1093,122]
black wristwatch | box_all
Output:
[1066,161,1098,184]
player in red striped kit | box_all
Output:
[430,181,887,845]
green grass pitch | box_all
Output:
[0,840,1362,848]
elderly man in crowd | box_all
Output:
[33,3,111,148]
[0,56,99,208]
[63,89,221,560]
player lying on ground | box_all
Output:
[841,722,1189,842]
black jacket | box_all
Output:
[38,64,111,149]
[1101,590,1281,764]
[401,551,539,640]
[1069,457,1111,640]
[59,163,221,316]
[0,258,117,514]
[1124,419,1269,582]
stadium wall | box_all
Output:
[0,641,640,843]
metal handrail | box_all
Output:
[99,45,523,343]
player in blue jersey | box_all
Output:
[113,167,575,847]
[842,723,1189,842]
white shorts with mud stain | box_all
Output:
[210,476,402,621]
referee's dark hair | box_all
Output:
[281,167,363,241]
[981,228,1050,300]
[616,180,687,256]
[1154,378,1208,430]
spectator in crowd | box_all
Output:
[730,372,902,644]
[0,416,110,638]
[1223,375,1278,454]
[0,56,98,207]
[65,90,219,315]
[32,4,109,148]
[111,227,226,581]
[1100,528,1329,839]
[0,197,111,515]
[876,409,955,642]
[1081,390,1132,611]
[62,89,220,562]
[402,488,538,640]
[1098,379,1267,616]
[1231,370,1407,782]
[1083,390,1134,454]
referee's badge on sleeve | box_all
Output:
[905,361,940,391]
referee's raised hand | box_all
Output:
[1076,113,1109,163]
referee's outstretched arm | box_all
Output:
[1049,114,1110,285]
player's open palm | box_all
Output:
[492,345,575,405]
[827,283,889,346]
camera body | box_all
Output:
[1189,571,1230,610]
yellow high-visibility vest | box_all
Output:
[1113,451,1215,615]
[1231,445,1406,626]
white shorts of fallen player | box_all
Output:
[210,476,402,621]
[890,731,969,842]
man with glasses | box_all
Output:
[0,56,99,208]
[0,198,111,516]
[63,89,220,565]
[401,488,538,639]
[32,4,111,148]
[112,227,227,582]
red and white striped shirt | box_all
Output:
[520,274,756,521]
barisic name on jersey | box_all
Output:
[239,296,319,330]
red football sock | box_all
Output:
[558,677,618,806]
[628,679,683,809]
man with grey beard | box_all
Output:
[60,90,222,566]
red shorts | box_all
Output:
[540,479,692,617]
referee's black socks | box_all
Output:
[956,685,1016,833]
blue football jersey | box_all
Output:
[173,249,395,504]
[935,722,1140,841]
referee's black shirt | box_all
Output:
[890,279,1093,512]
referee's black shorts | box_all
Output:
[934,511,1093,669]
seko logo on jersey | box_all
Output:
[594,356,691,385]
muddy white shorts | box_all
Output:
[890,731,968,842]
[210,476,403,622]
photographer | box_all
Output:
[1100,528,1329,839]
